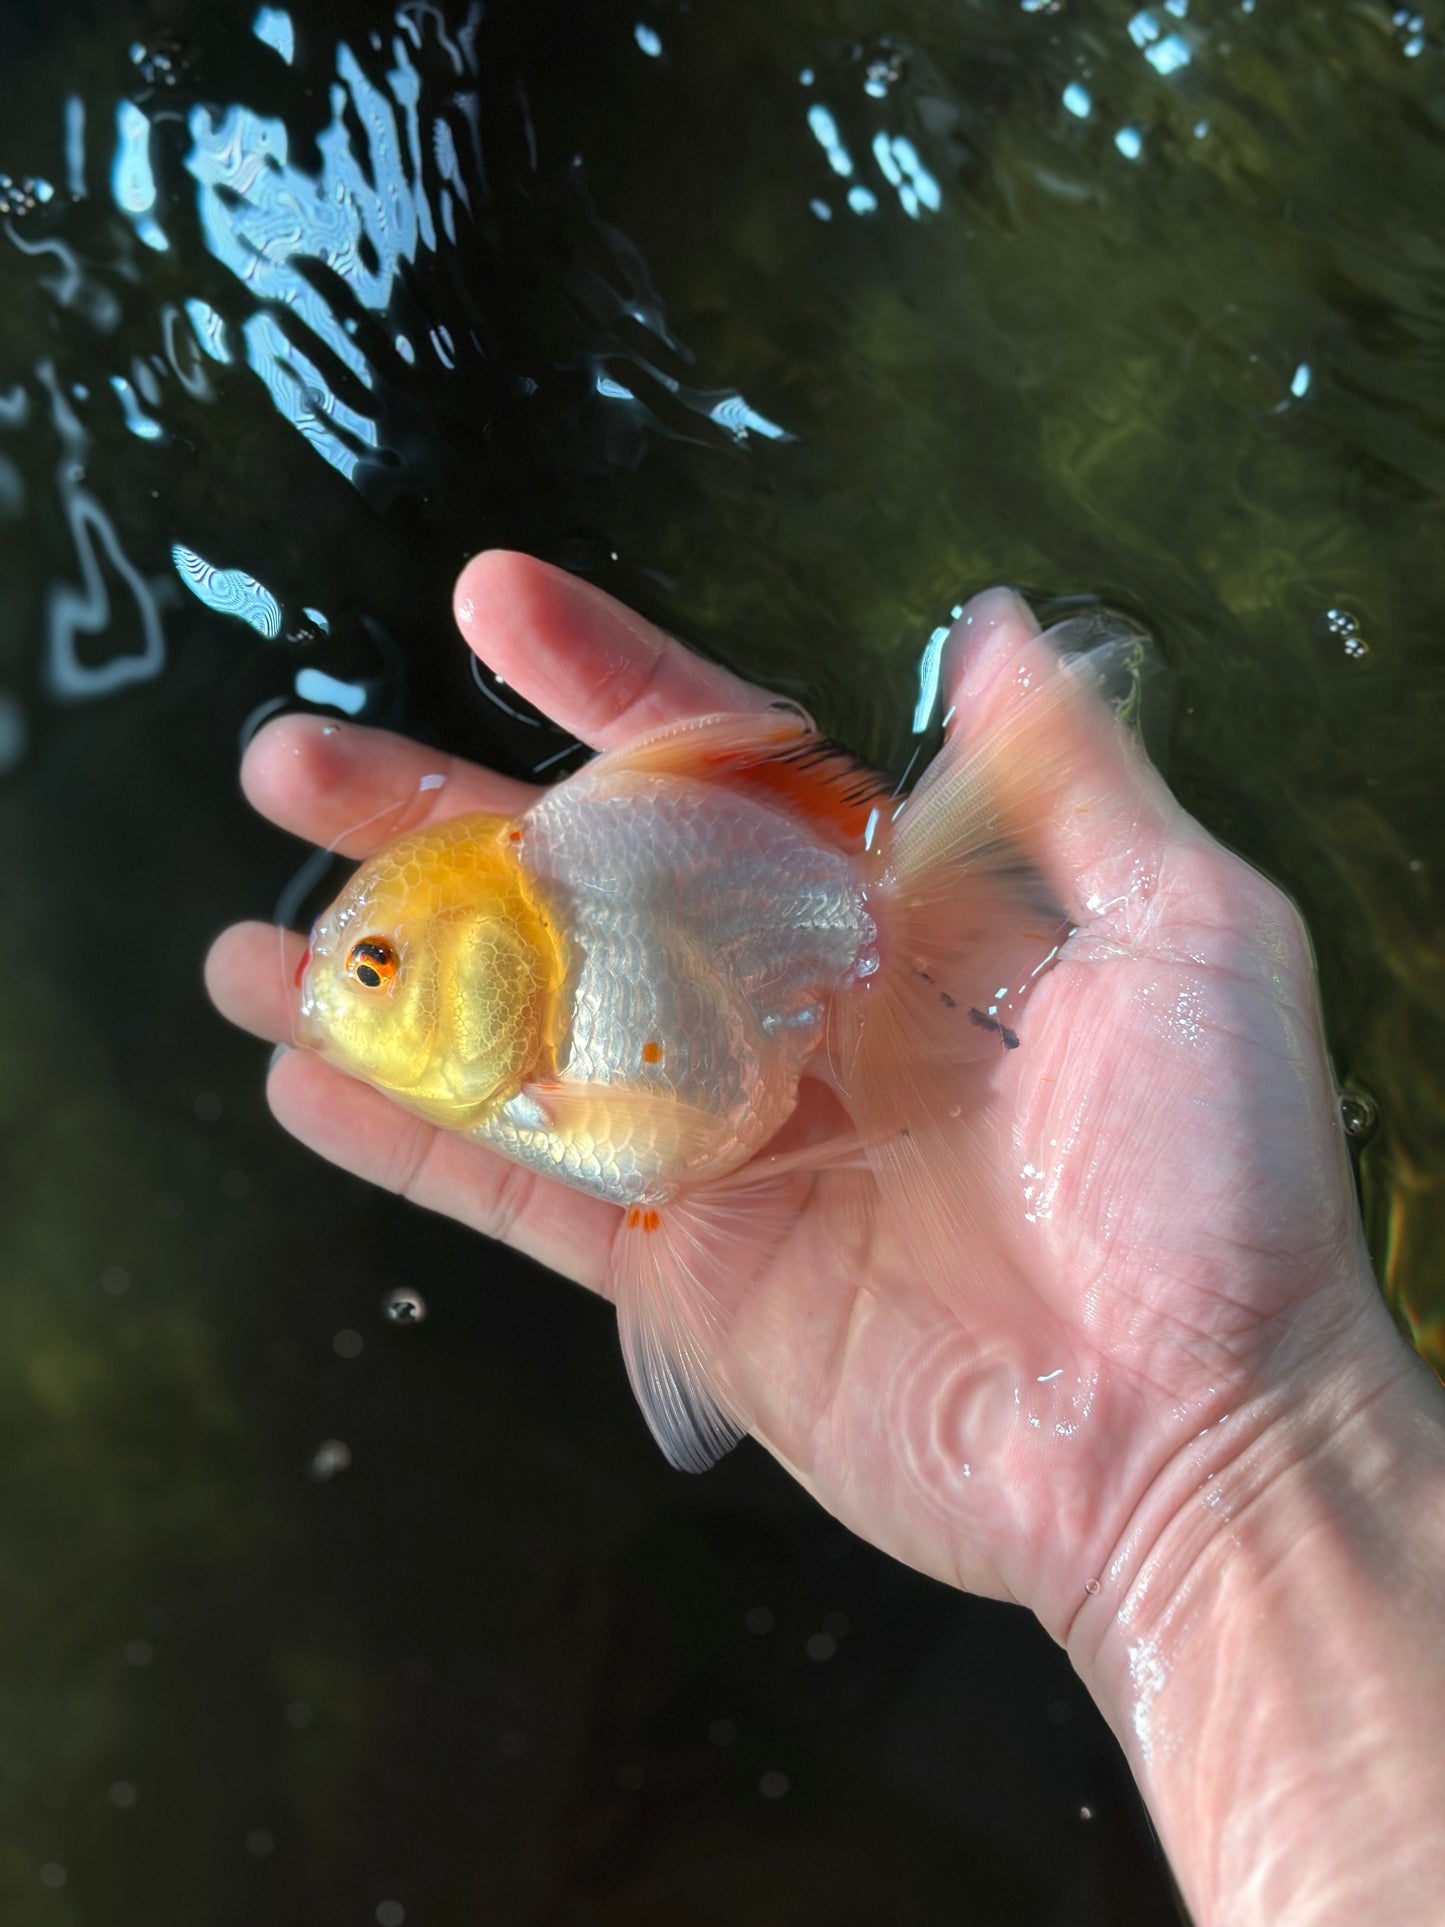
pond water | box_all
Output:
[2,0,1442,1920]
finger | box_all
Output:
[206,921,302,1043]
[266,1047,616,1296]
[243,714,539,859]
[453,550,773,750]
[944,587,1189,927]
[206,921,620,1290]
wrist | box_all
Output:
[1071,1281,1445,1926]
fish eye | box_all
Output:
[346,937,399,991]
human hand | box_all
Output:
[208,552,1445,1924]
[206,552,1405,1625]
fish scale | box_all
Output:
[475,769,871,1202]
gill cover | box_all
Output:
[298,813,564,1126]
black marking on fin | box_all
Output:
[969,1006,1020,1049]
[762,734,892,809]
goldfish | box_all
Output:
[296,695,1076,1471]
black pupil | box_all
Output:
[352,941,392,989]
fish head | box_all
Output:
[297,813,561,1127]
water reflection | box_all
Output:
[39,363,167,699]
[252,5,297,66]
[172,545,284,637]
[113,99,168,253]
[0,0,805,753]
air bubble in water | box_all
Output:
[1339,1092,1378,1142]
[309,1439,352,1481]
[384,1290,427,1326]
[1322,606,1369,661]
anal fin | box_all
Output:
[612,1142,855,1473]
[616,1202,747,1474]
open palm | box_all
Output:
[208,552,1382,1644]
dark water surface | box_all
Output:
[3,0,1443,1920]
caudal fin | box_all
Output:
[831,614,1148,1308]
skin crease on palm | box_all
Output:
[205,552,1421,1741]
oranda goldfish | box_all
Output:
[297,699,1071,1470]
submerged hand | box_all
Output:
[208,553,1445,1922]
[206,550,1379,1598]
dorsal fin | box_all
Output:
[587,710,889,850]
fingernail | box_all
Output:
[957,586,1033,636]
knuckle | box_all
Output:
[385,1116,437,1202]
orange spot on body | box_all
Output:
[641,1040,663,1065]
[642,1209,660,1233]
[508,828,523,842]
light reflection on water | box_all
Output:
[4,0,805,747]
[172,544,284,637]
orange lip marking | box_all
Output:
[293,948,310,989]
